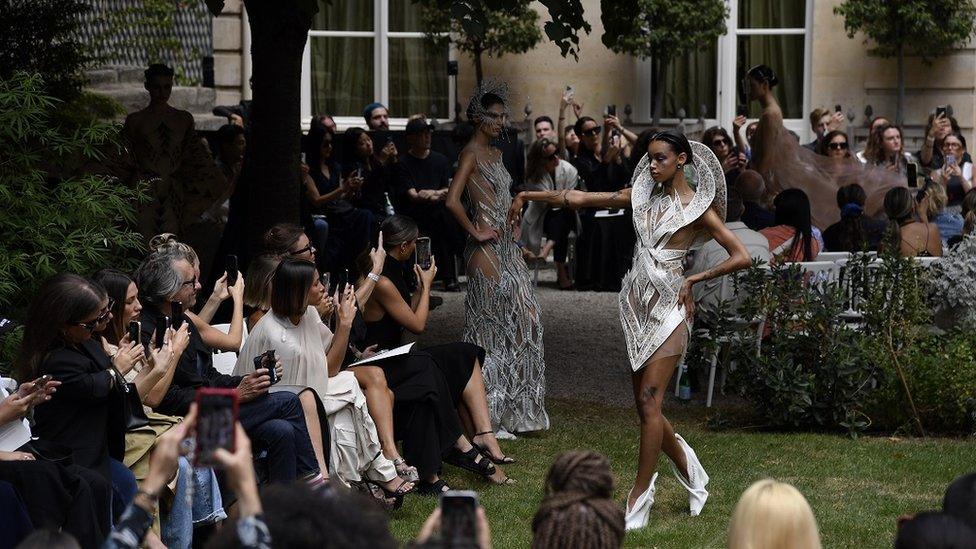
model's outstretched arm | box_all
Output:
[677,207,752,320]
[507,188,632,228]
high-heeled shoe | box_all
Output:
[669,433,710,516]
[624,472,658,531]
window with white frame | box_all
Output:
[302,0,451,126]
[640,0,811,131]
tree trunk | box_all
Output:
[473,45,484,87]
[651,57,667,126]
[240,0,311,255]
[896,41,905,127]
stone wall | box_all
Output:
[211,0,247,108]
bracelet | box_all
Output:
[366,272,380,282]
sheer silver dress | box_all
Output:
[461,147,549,433]
[620,141,726,371]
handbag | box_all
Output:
[112,368,150,430]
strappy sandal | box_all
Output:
[393,458,419,483]
[444,445,497,478]
[350,480,400,511]
[373,477,415,498]
[417,478,451,496]
[471,431,517,465]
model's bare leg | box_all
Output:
[627,354,688,509]
[298,390,329,478]
[464,360,511,461]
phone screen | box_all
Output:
[332,269,349,295]
[194,388,239,467]
[936,106,948,118]
[607,104,616,117]
[226,255,238,286]
[835,104,842,113]
[128,321,140,345]
[155,316,169,348]
[906,163,918,187]
[416,237,432,270]
[171,301,184,330]
[441,491,479,547]
[736,105,748,117]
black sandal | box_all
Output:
[472,431,517,465]
[444,445,497,478]
[416,478,451,496]
[373,477,415,498]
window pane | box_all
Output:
[738,0,805,29]
[736,34,804,119]
[389,0,434,32]
[311,37,374,117]
[312,0,373,31]
[651,42,717,120]
[389,38,449,119]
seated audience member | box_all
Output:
[822,184,886,252]
[918,112,967,170]
[947,189,976,248]
[803,107,844,153]
[929,133,974,207]
[864,123,914,174]
[881,187,943,257]
[243,254,282,330]
[687,191,772,314]
[345,126,398,225]
[761,188,821,262]
[818,130,852,159]
[531,450,625,549]
[703,126,746,187]
[16,274,138,522]
[727,479,821,549]
[735,170,775,231]
[134,250,324,486]
[303,127,374,275]
[920,181,963,246]
[311,113,337,134]
[943,472,976,530]
[521,138,581,289]
[356,216,514,493]
[363,102,390,131]
[395,118,465,291]
[894,511,976,549]
[535,115,556,141]
[233,258,412,503]
[854,115,891,164]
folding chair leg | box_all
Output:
[706,348,719,408]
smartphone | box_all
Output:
[607,104,616,117]
[332,269,349,295]
[834,104,842,113]
[193,388,239,467]
[155,316,169,348]
[253,350,279,385]
[936,105,948,119]
[416,237,432,270]
[946,154,957,167]
[127,320,140,345]
[31,374,52,391]
[564,85,574,100]
[171,301,183,330]
[226,255,239,287]
[300,152,307,164]
[440,490,479,547]
[907,162,918,188]
[736,104,748,117]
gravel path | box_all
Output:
[421,267,638,408]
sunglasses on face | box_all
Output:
[581,126,602,137]
[290,243,315,256]
[827,142,849,150]
[712,139,731,148]
[72,299,115,332]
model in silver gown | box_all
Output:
[461,148,549,434]
[620,141,726,371]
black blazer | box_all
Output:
[33,338,125,480]
[140,303,243,417]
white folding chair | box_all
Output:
[915,256,940,269]
[792,261,841,289]
[210,322,249,375]
[815,251,851,263]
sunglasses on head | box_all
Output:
[827,142,849,150]
[72,299,115,332]
[581,126,602,137]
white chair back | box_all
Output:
[915,256,940,269]
[792,261,841,288]
[815,251,851,263]
[210,322,248,375]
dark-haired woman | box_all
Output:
[881,187,943,257]
[445,83,549,436]
[344,126,396,224]
[822,184,885,252]
[863,123,915,175]
[760,189,821,262]
[510,129,751,529]
[15,274,139,524]
[818,130,852,160]
[703,126,745,187]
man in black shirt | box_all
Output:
[395,118,465,290]
[134,250,323,484]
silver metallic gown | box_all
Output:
[619,141,726,371]
[462,148,549,433]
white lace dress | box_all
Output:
[462,148,549,433]
[619,142,726,371]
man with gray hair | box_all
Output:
[134,249,326,485]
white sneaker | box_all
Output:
[669,434,709,516]
[624,473,658,531]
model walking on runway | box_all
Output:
[509,129,750,529]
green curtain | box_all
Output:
[388,38,449,118]
[657,42,718,119]
[735,0,806,119]
[310,0,373,116]
[738,0,805,28]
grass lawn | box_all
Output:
[386,398,975,549]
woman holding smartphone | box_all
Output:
[930,133,974,207]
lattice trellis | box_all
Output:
[77,0,213,84]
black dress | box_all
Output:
[350,257,484,478]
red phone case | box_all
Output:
[193,388,239,467]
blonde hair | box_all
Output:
[925,182,948,218]
[727,479,821,549]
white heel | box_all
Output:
[624,473,657,531]
[669,434,709,516]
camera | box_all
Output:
[254,350,279,385]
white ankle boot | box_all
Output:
[624,472,658,530]
[669,434,709,516]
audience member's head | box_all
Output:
[135,248,201,311]
[962,189,976,236]
[819,130,850,159]
[311,114,337,134]
[735,170,766,203]
[405,118,435,154]
[745,64,778,101]
[532,450,624,549]
[925,180,949,217]
[883,187,916,254]
[17,274,109,380]
[144,63,174,105]
[15,529,81,549]
[773,188,815,261]
[91,269,141,345]
[271,257,319,317]
[940,133,967,165]
[564,125,580,151]
[216,124,246,166]
[244,254,282,315]
[574,116,601,154]
[363,102,390,130]
[726,190,745,223]
[262,223,315,262]
[894,511,976,549]
[727,479,821,549]
[535,115,555,141]
[305,124,336,171]
[149,233,200,271]
[809,107,832,138]
[343,126,373,163]
[943,472,976,530]
[867,123,904,165]
[703,126,733,161]
[832,184,868,252]
[381,214,420,256]
[526,138,559,184]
